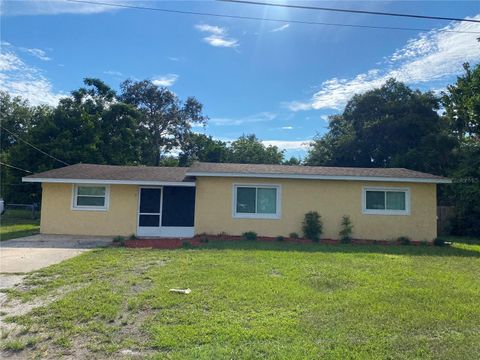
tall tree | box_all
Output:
[178,133,228,166]
[306,79,456,174]
[120,80,207,166]
[442,62,480,139]
[442,63,480,236]
[0,91,36,152]
[228,134,284,164]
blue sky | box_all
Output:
[1,0,479,159]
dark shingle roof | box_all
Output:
[24,164,193,183]
[187,162,450,183]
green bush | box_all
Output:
[289,232,299,239]
[128,234,137,241]
[243,231,257,241]
[113,236,125,246]
[302,211,323,241]
[433,238,446,247]
[276,236,284,242]
[339,215,353,243]
[397,236,411,245]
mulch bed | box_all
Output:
[125,235,431,249]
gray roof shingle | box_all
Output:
[23,162,450,184]
[24,163,193,183]
[187,162,450,183]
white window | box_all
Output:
[72,185,109,211]
[233,184,281,219]
[362,187,410,215]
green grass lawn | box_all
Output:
[0,209,40,241]
[1,240,480,359]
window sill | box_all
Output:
[233,213,280,220]
[71,207,108,212]
[362,210,410,216]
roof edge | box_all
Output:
[186,171,451,184]
[22,177,196,187]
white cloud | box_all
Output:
[1,0,132,16]
[262,140,310,151]
[152,74,179,87]
[195,24,225,35]
[21,47,51,61]
[0,50,65,106]
[104,70,123,77]
[271,24,290,32]
[3,42,52,61]
[195,23,239,48]
[0,52,22,71]
[210,112,276,126]
[281,126,294,130]
[288,15,480,111]
[320,115,329,122]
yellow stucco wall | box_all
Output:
[194,177,437,241]
[40,183,138,236]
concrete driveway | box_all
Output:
[0,234,113,273]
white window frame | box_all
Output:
[71,184,109,211]
[362,186,410,216]
[232,184,281,219]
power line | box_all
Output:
[0,162,32,173]
[0,126,70,166]
[65,0,480,34]
[220,0,480,24]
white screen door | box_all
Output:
[137,187,162,236]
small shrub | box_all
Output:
[420,240,429,246]
[217,231,228,240]
[113,236,125,246]
[339,215,353,244]
[197,233,209,242]
[289,232,299,239]
[182,241,193,249]
[276,235,284,242]
[302,211,323,241]
[433,237,446,247]
[128,234,137,241]
[397,236,411,245]
[243,231,257,241]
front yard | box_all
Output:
[0,210,40,241]
[1,240,480,359]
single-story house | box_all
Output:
[22,162,451,241]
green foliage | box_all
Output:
[242,231,257,241]
[305,79,457,174]
[276,235,285,242]
[228,134,284,164]
[339,215,353,243]
[302,211,323,241]
[112,236,125,246]
[433,238,446,247]
[289,232,299,239]
[441,64,480,236]
[178,133,229,166]
[120,79,207,166]
[442,63,480,138]
[283,156,302,165]
[397,236,411,246]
